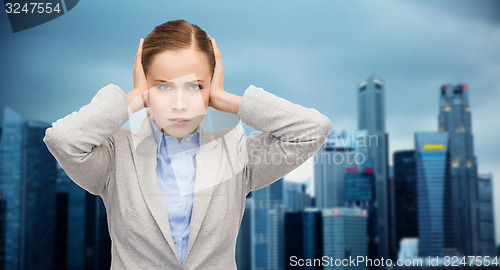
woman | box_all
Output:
[43,19,331,270]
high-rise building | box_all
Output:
[344,161,377,265]
[387,163,397,261]
[414,132,454,257]
[66,170,111,270]
[0,188,6,268]
[284,181,312,212]
[393,150,418,256]
[0,107,57,270]
[477,173,496,256]
[357,75,389,260]
[284,208,323,270]
[438,84,480,255]
[251,178,285,270]
[236,196,252,270]
[54,165,70,270]
[314,129,368,209]
[322,207,369,270]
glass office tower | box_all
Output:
[414,131,454,257]
[284,208,323,270]
[477,173,496,256]
[0,107,57,270]
[236,196,252,270]
[314,129,368,209]
[322,207,369,270]
[393,150,418,255]
[357,75,389,261]
[251,178,285,270]
[344,162,377,263]
[438,84,480,256]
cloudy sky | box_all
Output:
[1,0,499,244]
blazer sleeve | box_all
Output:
[43,84,132,196]
[237,85,332,193]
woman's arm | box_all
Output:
[238,85,331,193]
[43,84,132,196]
[44,39,147,197]
[213,84,332,193]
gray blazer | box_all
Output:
[43,83,331,270]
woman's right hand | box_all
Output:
[127,38,149,113]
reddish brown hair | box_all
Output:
[142,19,215,76]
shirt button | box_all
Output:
[178,202,182,207]
[187,138,191,141]
[177,152,181,156]
[174,238,179,243]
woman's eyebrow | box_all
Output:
[154,79,205,84]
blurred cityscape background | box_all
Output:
[1,0,499,269]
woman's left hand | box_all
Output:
[208,36,243,114]
[208,37,225,109]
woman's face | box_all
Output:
[146,48,211,140]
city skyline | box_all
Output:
[0,104,496,268]
[1,0,498,244]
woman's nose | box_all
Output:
[172,89,187,111]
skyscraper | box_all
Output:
[66,174,111,270]
[357,75,389,260]
[0,107,57,270]
[54,165,70,270]
[284,181,312,212]
[414,132,454,257]
[236,196,252,270]
[438,84,480,255]
[322,207,369,270]
[344,162,377,262]
[314,129,368,209]
[393,150,418,255]
[284,208,323,270]
[477,173,496,256]
[251,178,285,270]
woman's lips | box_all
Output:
[169,118,190,126]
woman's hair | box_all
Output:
[140,19,215,130]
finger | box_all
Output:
[210,40,224,88]
[135,39,141,62]
[212,38,223,71]
[212,38,221,60]
[135,38,144,68]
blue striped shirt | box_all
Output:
[150,117,201,265]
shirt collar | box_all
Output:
[150,116,201,157]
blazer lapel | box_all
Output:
[128,117,221,263]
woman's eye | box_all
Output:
[189,84,202,91]
[157,84,172,90]
[156,83,202,91]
